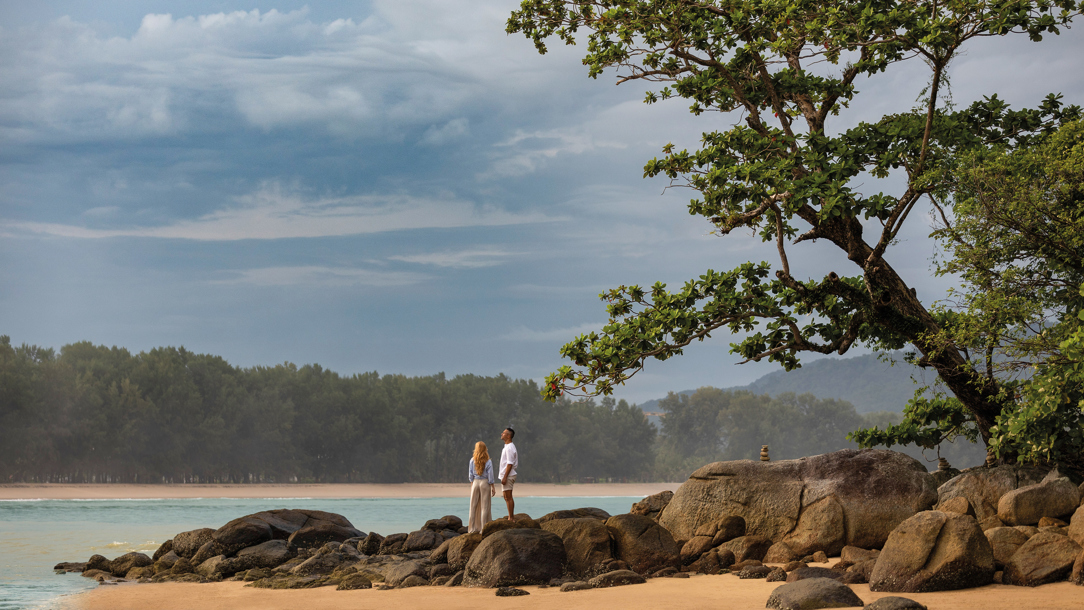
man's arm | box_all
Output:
[502,463,512,485]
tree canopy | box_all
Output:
[508,0,1082,464]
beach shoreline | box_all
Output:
[0,482,677,500]
[68,574,1084,610]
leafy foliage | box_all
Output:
[509,0,1081,460]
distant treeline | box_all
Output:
[0,337,980,483]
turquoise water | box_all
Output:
[0,495,640,609]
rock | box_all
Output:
[849,559,877,582]
[495,586,529,596]
[738,565,773,579]
[979,516,1005,531]
[605,513,681,574]
[126,566,155,579]
[290,550,350,576]
[82,569,111,580]
[442,515,464,530]
[711,516,747,546]
[481,515,539,538]
[443,532,483,571]
[783,561,808,572]
[109,552,152,577]
[560,580,593,591]
[869,510,994,592]
[767,567,788,582]
[1015,525,1040,537]
[361,532,384,555]
[386,560,429,587]
[765,577,865,610]
[984,527,1030,569]
[1039,516,1068,528]
[378,533,408,555]
[840,546,879,565]
[195,555,227,578]
[169,557,194,575]
[660,449,936,556]
[695,549,726,574]
[936,496,975,517]
[930,467,961,489]
[54,562,87,573]
[630,491,673,520]
[172,528,215,559]
[998,472,1081,526]
[152,539,173,562]
[786,567,844,582]
[236,540,293,569]
[588,569,646,587]
[86,555,111,572]
[424,519,450,531]
[1067,505,1084,546]
[721,535,773,562]
[937,464,1051,521]
[396,574,428,588]
[403,529,442,552]
[463,528,566,587]
[213,517,273,555]
[1003,531,1081,586]
[336,573,372,590]
[538,508,612,522]
[732,559,763,570]
[838,571,867,585]
[865,597,928,610]
[191,540,227,566]
[811,551,829,563]
[1072,548,1084,586]
[444,570,464,587]
[763,541,800,564]
[540,518,613,577]
[680,536,715,565]
[288,522,364,550]
[651,566,679,578]
[152,551,181,574]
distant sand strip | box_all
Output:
[0,483,677,500]
[71,575,1084,610]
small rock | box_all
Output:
[560,580,592,592]
[336,573,372,590]
[766,577,864,610]
[766,567,788,582]
[738,565,772,579]
[588,569,646,588]
[786,567,844,583]
[811,551,829,563]
[495,586,529,596]
[865,596,928,610]
[397,574,428,588]
[783,561,808,572]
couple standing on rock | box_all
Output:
[466,427,518,534]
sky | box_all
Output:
[2,1,1083,404]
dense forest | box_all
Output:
[0,337,979,483]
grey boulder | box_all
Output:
[766,577,864,610]
[463,528,566,588]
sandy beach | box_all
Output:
[70,573,1084,610]
[0,483,677,501]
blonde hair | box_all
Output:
[473,441,490,476]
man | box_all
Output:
[499,427,518,520]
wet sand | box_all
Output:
[0,483,676,500]
[70,574,1084,610]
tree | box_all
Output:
[508,0,1081,457]
[855,119,1084,466]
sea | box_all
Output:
[0,495,642,609]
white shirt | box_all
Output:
[499,442,518,479]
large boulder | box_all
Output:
[235,540,294,569]
[998,471,1081,526]
[402,529,442,552]
[540,518,614,577]
[109,552,152,577]
[432,532,483,571]
[936,464,1050,522]
[1003,531,1082,586]
[172,528,215,559]
[870,511,994,592]
[385,560,429,587]
[1069,505,1084,547]
[463,528,566,587]
[630,491,673,520]
[766,577,865,610]
[658,449,937,555]
[606,513,681,574]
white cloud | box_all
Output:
[420,118,469,146]
[2,184,557,241]
[501,322,606,342]
[214,265,427,287]
[389,247,513,268]
[481,128,627,179]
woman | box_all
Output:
[467,441,496,534]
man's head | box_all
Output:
[501,427,515,443]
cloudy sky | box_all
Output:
[2,1,1083,404]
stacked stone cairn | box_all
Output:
[54,449,1084,606]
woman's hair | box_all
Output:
[473,441,489,476]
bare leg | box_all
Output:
[503,489,515,520]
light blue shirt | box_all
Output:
[469,458,495,485]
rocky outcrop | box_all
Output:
[630,491,673,520]
[997,471,1081,526]
[540,518,613,576]
[605,513,681,574]
[870,511,994,592]
[463,528,566,587]
[1003,531,1082,586]
[936,464,1050,522]
[658,449,937,555]
[172,528,215,559]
